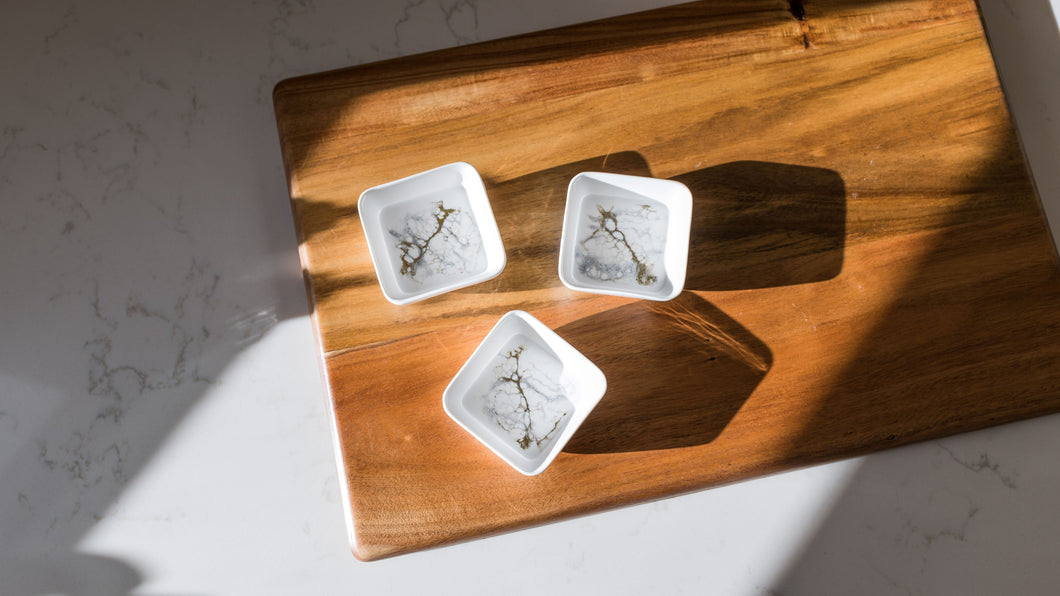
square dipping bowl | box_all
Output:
[358,162,506,305]
[558,172,692,301]
[443,310,607,476]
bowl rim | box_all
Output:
[558,171,692,301]
[357,161,506,305]
[442,310,607,476]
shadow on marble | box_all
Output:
[0,4,310,591]
[0,198,303,596]
[767,415,1060,594]
[5,552,143,596]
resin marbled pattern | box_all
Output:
[576,196,669,291]
[388,200,486,284]
[481,338,573,454]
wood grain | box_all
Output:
[273,0,1060,560]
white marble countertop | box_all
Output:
[2,1,1059,594]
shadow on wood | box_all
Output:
[460,151,652,294]
[673,161,846,291]
[561,292,771,453]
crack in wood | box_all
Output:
[788,0,811,48]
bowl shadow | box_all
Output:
[560,292,771,454]
[673,161,846,291]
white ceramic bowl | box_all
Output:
[443,310,607,476]
[558,171,692,301]
[358,162,506,304]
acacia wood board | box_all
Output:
[273,0,1060,561]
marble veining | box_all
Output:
[938,443,1018,489]
[576,196,668,290]
[387,198,486,286]
[394,0,481,52]
[481,337,573,454]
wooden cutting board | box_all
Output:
[273,0,1060,561]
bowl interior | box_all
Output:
[359,162,505,304]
